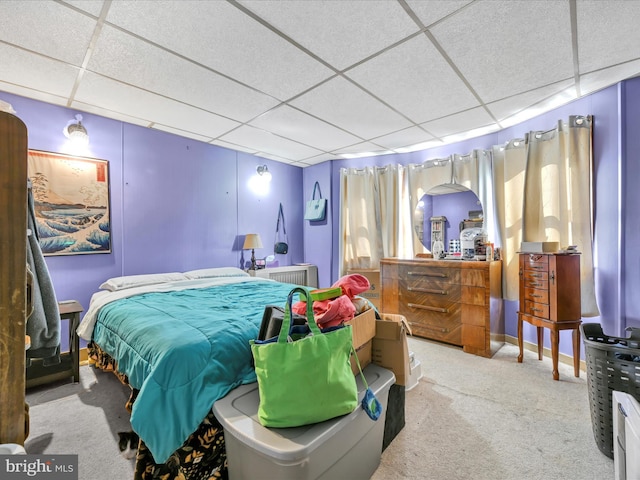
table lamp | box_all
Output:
[243,234,263,270]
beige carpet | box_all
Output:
[372,337,614,480]
[24,337,614,480]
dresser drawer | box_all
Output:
[401,265,460,285]
[400,303,461,345]
[523,300,550,318]
[401,286,460,312]
[523,276,548,291]
[522,254,549,272]
[523,287,549,304]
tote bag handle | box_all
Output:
[276,203,286,235]
[312,181,322,200]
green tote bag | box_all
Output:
[250,287,358,428]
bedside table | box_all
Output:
[26,300,83,388]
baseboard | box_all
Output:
[80,347,88,365]
[504,335,587,372]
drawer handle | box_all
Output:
[407,303,449,313]
[530,307,544,313]
[529,273,543,278]
[408,322,448,334]
[407,271,447,278]
[528,283,542,287]
[529,294,543,298]
[408,287,447,295]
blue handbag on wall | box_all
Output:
[304,181,327,222]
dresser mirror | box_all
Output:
[413,184,483,252]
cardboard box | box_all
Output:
[347,269,381,310]
[372,313,411,386]
[345,307,376,376]
[520,241,559,253]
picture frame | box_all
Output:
[27,150,111,256]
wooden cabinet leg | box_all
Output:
[573,327,581,378]
[551,328,560,381]
[517,314,523,363]
[536,327,544,361]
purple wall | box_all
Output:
[2,91,304,351]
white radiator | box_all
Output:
[252,265,318,288]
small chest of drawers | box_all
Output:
[517,253,581,380]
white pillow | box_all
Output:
[99,272,187,291]
[183,267,249,279]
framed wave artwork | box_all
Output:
[27,150,111,256]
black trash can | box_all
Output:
[581,322,640,458]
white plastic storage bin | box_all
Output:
[213,363,395,480]
[613,391,640,480]
[0,444,26,454]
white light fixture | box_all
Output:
[63,114,89,146]
[256,165,272,182]
[243,233,263,270]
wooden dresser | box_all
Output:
[380,258,504,357]
[517,252,581,380]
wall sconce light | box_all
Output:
[256,165,272,182]
[63,114,89,146]
[243,233,263,270]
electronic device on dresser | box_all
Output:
[517,251,582,381]
[380,258,504,358]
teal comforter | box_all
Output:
[92,280,300,463]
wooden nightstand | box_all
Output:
[26,300,83,388]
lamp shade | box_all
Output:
[243,234,263,250]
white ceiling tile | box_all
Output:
[0,83,67,110]
[60,0,105,17]
[219,125,324,161]
[0,0,96,66]
[332,141,393,156]
[577,0,640,74]
[249,105,361,151]
[238,0,419,70]
[105,0,333,100]
[370,126,434,150]
[297,153,336,166]
[70,100,151,128]
[290,76,412,139]
[74,72,240,138]
[253,152,299,165]
[420,107,495,138]
[580,62,640,97]
[487,79,575,122]
[346,34,479,124]
[88,25,280,122]
[0,44,79,98]
[404,0,473,27]
[431,0,574,103]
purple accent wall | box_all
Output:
[2,91,303,352]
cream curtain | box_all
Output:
[339,165,410,274]
[521,116,598,316]
[493,139,527,300]
[407,158,453,255]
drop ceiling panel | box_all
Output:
[577,0,640,73]
[105,0,334,100]
[249,105,361,152]
[238,0,419,70]
[404,0,473,27]
[580,62,640,97]
[298,153,337,166]
[0,82,68,110]
[0,44,79,98]
[431,0,574,103]
[346,34,479,124]
[219,125,324,161]
[332,141,393,156]
[420,107,495,138]
[290,76,412,139]
[152,125,213,143]
[487,79,575,122]
[210,139,259,155]
[371,126,434,150]
[88,25,280,122]
[75,72,240,138]
[61,0,105,17]
[0,0,96,66]
[71,100,151,128]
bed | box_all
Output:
[77,267,308,479]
